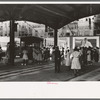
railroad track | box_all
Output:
[0,63,54,81]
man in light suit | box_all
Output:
[81,38,93,48]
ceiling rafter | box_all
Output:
[37,4,72,19]
[18,4,59,22]
[22,11,55,28]
[19,18,55,29]
[0,4,100,29]
[23,8,57,22]
[34,5,72,20]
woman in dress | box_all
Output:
[70,47,81,76]
[65,50,71,70]
[22,46,28,66]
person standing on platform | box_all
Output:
[33,46,37,63]
[94,47,99,62]
[42,47,46,62]
[55,46,61,73]
[61,47,64,60]
[87,47,92,65]
[65,49,71,70]
[37,47,43,64]
[52,47,55,62]
[83,47,88,66]
[28,45,33,64]
[22,46,28,66]
[79,47,83,67]
[0,46,3,61]
[70,47,81,76]
[5,42,10,64]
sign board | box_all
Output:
[73,36,99,49]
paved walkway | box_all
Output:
[70,66,100,81]
[0,58,100,81]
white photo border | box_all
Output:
[0,1,100,99]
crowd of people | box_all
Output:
[54,38,100,75]
[0,41,52,65]
[19,42,51,65]
[1,38,100,76]
[60,46,100,76]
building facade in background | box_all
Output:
[58,15,94,37]
[0,15,97,38]
[94,14,100,36]
[0,14,100,49]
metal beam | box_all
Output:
[54,28,58,73]
[35,5,72,19]
[9,20,15,66]
[54,28,58,47]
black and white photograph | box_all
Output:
[1,0,100,99]
[0,3,100,81]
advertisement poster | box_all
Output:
[73,36,99,48]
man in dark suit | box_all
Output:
[55,46,61,73]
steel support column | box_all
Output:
[9,20,15,66]
[54,29,58,47]
[54,28,58,72]
[45,25,48,47]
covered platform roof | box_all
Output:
[0,4,100,29]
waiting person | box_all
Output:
[96,47,99,62]
[79,47,83,67]
[91,48,94,63]
[42,47,45,61]
[33,46,38,63]
[83,47,88,66]
[55,46,61,73]
[65,49,71,70]
[22,46,28,66]
[0,46,3,61]
[70,47,81,76]
[87,47,92,65]
[19,41,25,58]
[44,48,49,62]
[61,47,64,59]
[37,47,43,64]
[94,47,99,62]
[52,47,55,61]
[5,42,10,64]
[47,48,50,60]
[43,47,47,62]
[49,47,53,61]
[28,45,33,64]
